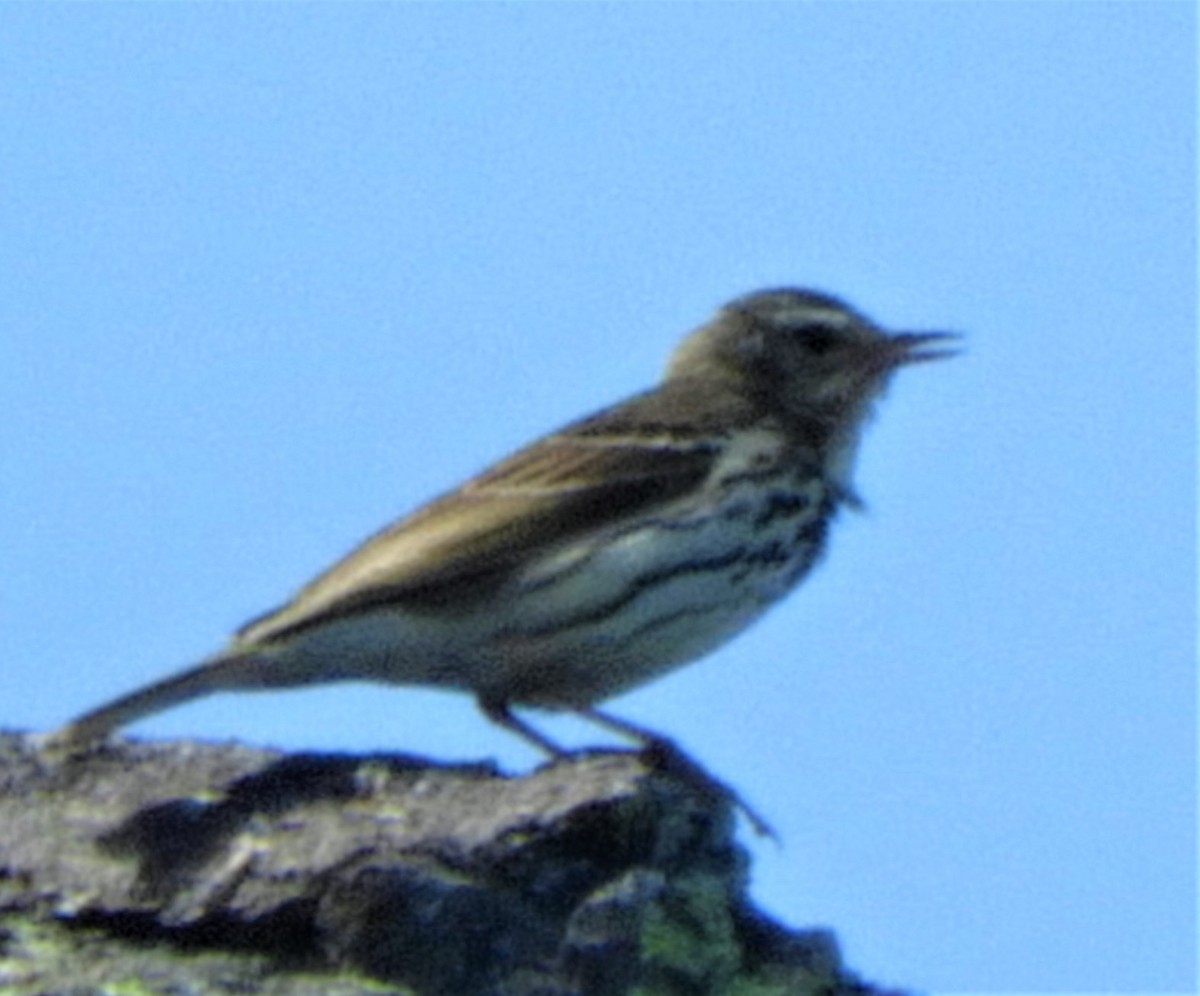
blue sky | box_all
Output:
[2,5,1194,993]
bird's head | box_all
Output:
[667,287,958,419]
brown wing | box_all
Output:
[235,383,748,645]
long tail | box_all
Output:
[48,650,268,751]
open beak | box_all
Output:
[887,330,962,367]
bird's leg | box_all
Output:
[571,705,777,841]
[479,699,776,839]
[478,699,570,757]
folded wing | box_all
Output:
[235,387,736,645]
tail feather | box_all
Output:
[48,650,266,751]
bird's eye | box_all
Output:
[800,327,838,355]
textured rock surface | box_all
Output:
[0,730,897,995]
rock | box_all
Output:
[0,731,894,996]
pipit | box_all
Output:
[52,288,956,759]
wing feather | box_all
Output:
[236,384,743,644]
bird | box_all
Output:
[50,287,957,757]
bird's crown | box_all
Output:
[667,287,886,391]
[722,288,871,331]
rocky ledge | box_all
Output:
[0,731,899,996]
